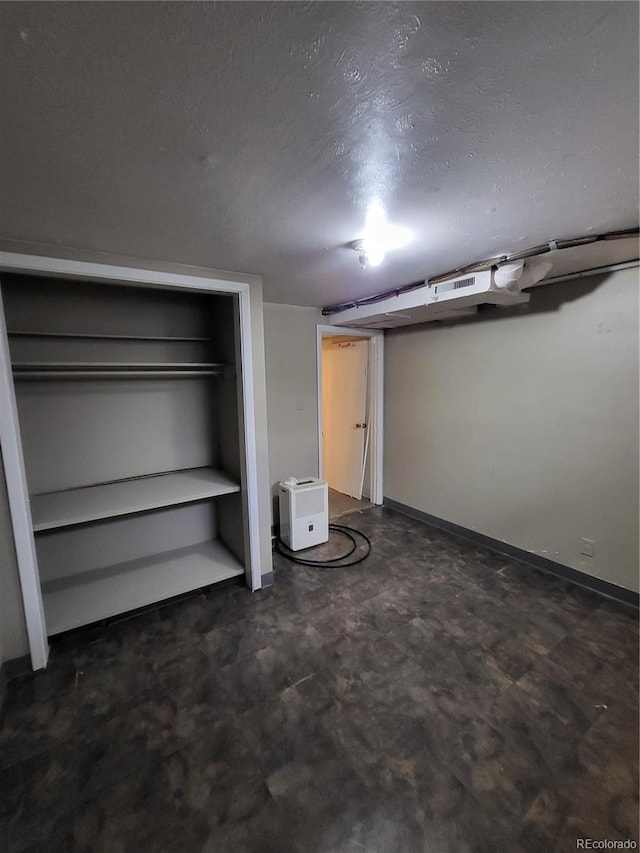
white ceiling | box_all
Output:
[0,2,637,307]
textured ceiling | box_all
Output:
[0,1,638,307]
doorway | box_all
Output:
[316,325,383,517]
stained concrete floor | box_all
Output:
[1,507,638,853]
[328,488,374,520]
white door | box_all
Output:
[322,339,368,498]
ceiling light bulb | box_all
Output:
[363,241,385,267]
[353,239,384,270]
[350,203,411,270]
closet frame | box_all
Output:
[0,251,263,671]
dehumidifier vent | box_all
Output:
[295,487,326,518]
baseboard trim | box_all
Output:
[384,498,639,609]
[4,654,32,681]
[261,572,274,588]
[0,654,32,716]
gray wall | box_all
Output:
[263,304,322,518]
[385,267,639,593]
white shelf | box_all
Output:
[41,540,244,635]
[31,467,240,532]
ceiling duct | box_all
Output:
[329,262,552,329]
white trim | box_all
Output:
[0,251,264,667]
[369,332,384,505]
[0,252,248,294]
[0,289,48,670]
[316,324,384,505]
[237,287,262,591]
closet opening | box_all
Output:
[0,258,262,669]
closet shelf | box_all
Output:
[31,467,240,532]
[41,540,244,635]
[9,331,211,342]
[13,362,225,379]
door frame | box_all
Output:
[0,250,264,671]
[316,325,384,505]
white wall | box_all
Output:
[263,304,322,512]
[385,267,639,593]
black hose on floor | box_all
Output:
[274,523,372,569]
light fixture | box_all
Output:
[350,202,412,270]
[352,239,384,270]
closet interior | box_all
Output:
[2,274,250,635]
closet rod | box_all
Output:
[14,369,223,379]
[8,331,211,342]
[12,361,224,370]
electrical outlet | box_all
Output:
[581,538,595,558]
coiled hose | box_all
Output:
[274,523,371,569]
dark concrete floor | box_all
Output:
[1,507,638,853]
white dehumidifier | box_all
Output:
[278,477,329,551]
